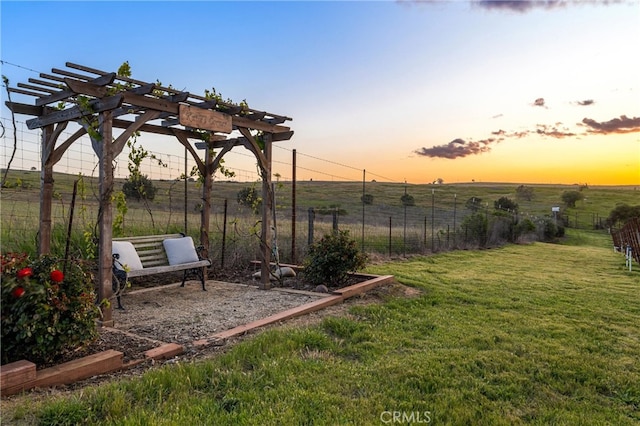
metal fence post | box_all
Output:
[221,199,228,268]
[308,207,315,245]
[389,216,392,257]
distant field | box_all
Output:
[1,169,638,260]
[3,169,637,218]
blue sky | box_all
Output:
[1,1,639,184]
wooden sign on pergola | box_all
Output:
[5,62,293,325]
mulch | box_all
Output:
[38,267,368,369]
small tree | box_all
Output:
[462,212,488,247]
[606,204,640,228]
[561,190,584,208]
[515,185,535,201]
[303,230,367,287]
[122,175,156,201]
[494,196,519,213]
[122,137,165,201]
[361,193,374,205]
[401,193,415,207]
[237,186,262,215]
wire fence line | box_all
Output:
[1,118,584,269]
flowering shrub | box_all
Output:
[303,230,368,287]
[1,253,99,365]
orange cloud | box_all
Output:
[415,138,499,159]
[532,97,547,108]
[581,115,640,134]
[535,124,576,138]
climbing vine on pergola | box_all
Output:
[5,62,293,324]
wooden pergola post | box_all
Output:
[200,146,212,259]
[259,133,273,290]
[39,125,54,255]
[96,111,114,325]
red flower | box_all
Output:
[17,267,33,279]
[12,287,25,298]
[50,270,64,283]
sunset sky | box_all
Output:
[1,0,639,185]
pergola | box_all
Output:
[5,62,293,325]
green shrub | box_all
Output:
[361,193,374,205]
[400,193,415,207]
[122,175,157,201]
[1,253,99,365]
[494,196,518,213]
[606,203,640,228]
[487,214,513,245]
[561,190,584,208]
[461,213,488,247]
[515,185,535,201]
[537,217,565,241]
[303,230,367,287]
[515,218,536,236]
[237,186,262,215]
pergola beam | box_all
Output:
[36,73,116,106]
[17,82,58,95]
[27,94,124,129]
[5,101,45,116]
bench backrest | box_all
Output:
[113,234,184,268]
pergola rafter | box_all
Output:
[5,62,293,325]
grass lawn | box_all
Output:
[5,229,639,425]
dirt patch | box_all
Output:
[112,281,325,344]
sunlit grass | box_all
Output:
[5,228,638,425]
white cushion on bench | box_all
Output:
[163,237,199,265]
[112,241,143,271]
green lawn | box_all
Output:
[5,229,639,425]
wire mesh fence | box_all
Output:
[1,118,594,269]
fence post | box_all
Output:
[453,194,457,247]
[423,216,427,252]
[291,149,297,263]
[403,185,407,257]
[447,224,450,249]
[308,207,315,245]
[431,189,435,253]
[332,208,338,233]
[362,169,365,251]
[389,216,392,257]
[221,199,228,269]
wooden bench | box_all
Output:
[111,233,211,309]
